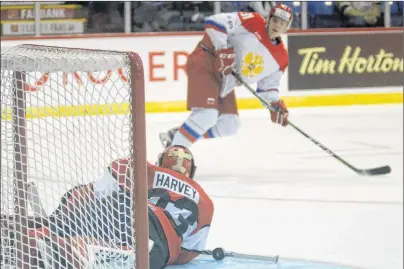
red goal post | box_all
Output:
[0,44,149,269]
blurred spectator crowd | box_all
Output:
[0,1,402,36]
[82,1,403,33]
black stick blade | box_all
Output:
[357,165,391,176]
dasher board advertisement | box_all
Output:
[1,19,86,35]
[0,4,85,36]
[287,31,403,90]
[0,4,81,21]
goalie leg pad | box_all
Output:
[30,228,71,269]
[51,191,132,247]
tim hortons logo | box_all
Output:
[298,46,403,75]
[241,52,264,77]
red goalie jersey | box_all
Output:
[111,147,214,265]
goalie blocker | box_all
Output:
[24,145,214,269]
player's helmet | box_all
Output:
[268,3,293,30]
[157,145,197,178]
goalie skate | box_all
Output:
[159,127,178,148]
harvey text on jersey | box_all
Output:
[153,172,200,203]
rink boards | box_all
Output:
[1,28,402,116]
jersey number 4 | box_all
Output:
[150,189,198,237]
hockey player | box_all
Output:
[160,4,292,148]
[29,146,214,269]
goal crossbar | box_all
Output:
[1,45,128,72]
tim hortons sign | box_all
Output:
[287,31,403,90]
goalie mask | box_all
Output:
[157,145,196,179]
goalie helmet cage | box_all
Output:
[1,44,149,269]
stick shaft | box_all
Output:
[200,45,389,175]
[201,249,279,263]
[229,252,279,262]
[233,72,383,174]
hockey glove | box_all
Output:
[270,100,289,126]
[214,48,235,76]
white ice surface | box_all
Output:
[147,104,403,269]
[3,104,401,269]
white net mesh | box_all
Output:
[1,45,141,269]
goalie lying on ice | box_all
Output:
[30,145,214,269]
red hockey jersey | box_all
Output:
[110,159,214,265]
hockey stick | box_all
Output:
[201,247,279,263]
[200,45,391,176]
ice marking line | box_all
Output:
[210,195,402,205]
[302,151,402,159]
[349,140,397,150]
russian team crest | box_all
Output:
[241,52,264,78]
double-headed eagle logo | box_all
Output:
[241,52,264,77]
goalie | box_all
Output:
[29,145,214,269]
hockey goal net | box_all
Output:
[1,44,149,269]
